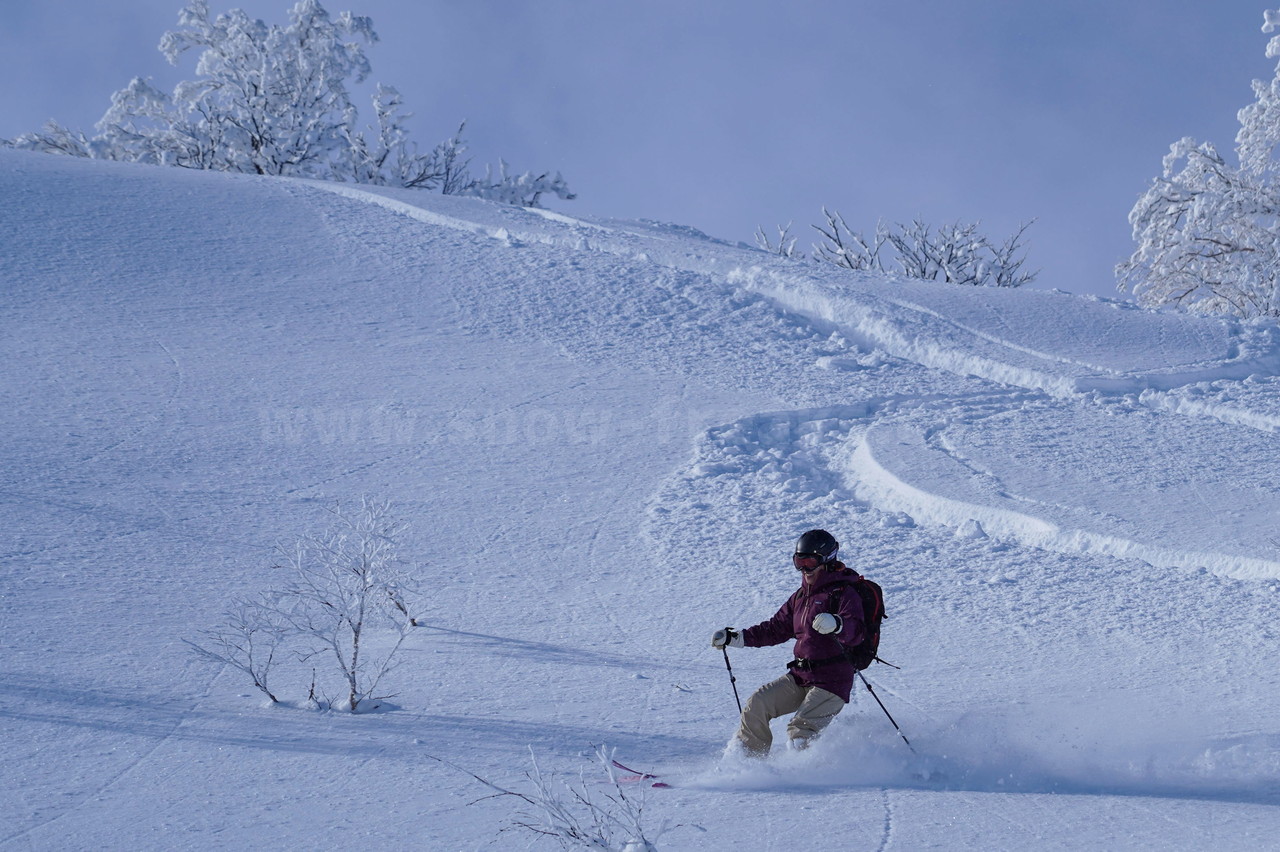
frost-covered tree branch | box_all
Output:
[461,160,577,207]
[811,208,888,271]
[10,121,95,158]
[755,222,800,258]
[987,220,1039,288]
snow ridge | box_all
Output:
[311,178,1280,407]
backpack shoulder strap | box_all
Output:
[829,574,886,622]
[823,578,855,615]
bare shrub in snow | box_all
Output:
[1118,10,1280,317]
[9,121,94,157]
[187,498,419,712]
[343,89,473,192]
[755,222,800,258]
[9,0,574,207]
[464,160,577,208]
[812,209,1037,287]
[446,747,679,851]
[890,219,1037,288]
[185,594,289,703]
[811,208,889,271]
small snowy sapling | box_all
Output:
[187,497,420,712]
[276,498,418,712]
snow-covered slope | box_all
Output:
[4,148,1280,850]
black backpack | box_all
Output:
[829,574,886,671]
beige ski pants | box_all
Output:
[735,672,846,755]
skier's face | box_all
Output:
[802,564,828,585]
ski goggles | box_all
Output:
[793,552,825,572]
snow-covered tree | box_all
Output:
[10,0,574,207]
[278,498,417,713]
[341,84,421,185]
[810,209,888,271]
[1118,9,1280,317]
[99,0,376,176]
[344,104,469,193]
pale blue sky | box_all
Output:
[2,1,1275,298]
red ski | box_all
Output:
[610,759,671,789]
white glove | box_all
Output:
[812,613,842,635]
[711,628,744,649]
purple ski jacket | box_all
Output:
[742,562,867,703]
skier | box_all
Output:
[711,529,866,757]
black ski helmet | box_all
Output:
[795,529,839,563]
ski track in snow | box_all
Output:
[0,667,227,847]
[875,787,894,852]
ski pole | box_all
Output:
[858,671,914,753]
[722,644,743,715]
